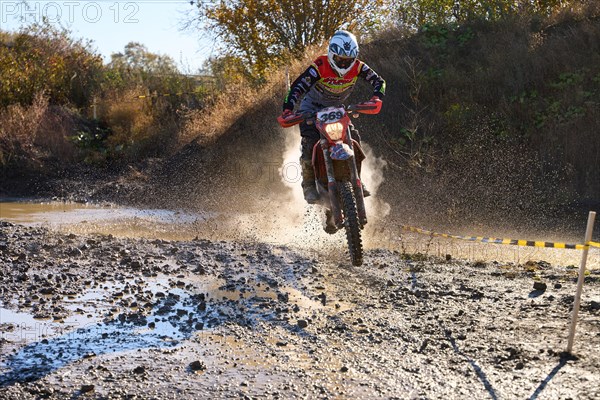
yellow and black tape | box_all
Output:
[401,225,598,250]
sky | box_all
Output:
[0,0,215,73]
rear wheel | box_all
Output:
[339,181,363,266]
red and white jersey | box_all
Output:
[283,55,386,113]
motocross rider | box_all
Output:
[281,30,386,203]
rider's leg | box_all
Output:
[350,125,362,143]
[300,123,320,203]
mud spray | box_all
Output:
[272,129,392,252]
[200,127,394,258]
[3,127,595,267]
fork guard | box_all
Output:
[320,142,344,228]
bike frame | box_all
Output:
[313,107,367,229]
[277,99,381,265]
[277,99,381,230]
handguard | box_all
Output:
[350,97,382,115]
[277,112,304,128]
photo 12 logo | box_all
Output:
[1,1,140,24]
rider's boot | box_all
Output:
[361,182,371,198]
[300,159,319,204]
[324,209,337,234]
[356,165,370,198]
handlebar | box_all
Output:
[278,99,381,128]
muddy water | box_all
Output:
[1,200,596,347]
[1,274,183,349]
[1,200,598,268]
[0,199,362,257]
[0,266,347,385]
[0,200,213,241]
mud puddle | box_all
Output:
[5,199,589,267]
[0,200,213,241]
[0,264,350,386]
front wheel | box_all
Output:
[339,181,363,266]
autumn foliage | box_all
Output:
[0,24,103,108]
[0,25,214,167]
[194,0,384,78]
[1,0,599,214]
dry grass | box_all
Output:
[33,105,80,162]
[0,93,49,166]
[102,89,154,147]
[179,45,324,146]
[94,88,181,160]
[179,83,257,145]
[0,93,82,167]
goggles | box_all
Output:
[333,54,355,69]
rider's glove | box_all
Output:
[369,95,382,103]
[281,109,294,117]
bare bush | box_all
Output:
[0,93,48,166]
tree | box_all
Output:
[191,0,384,79]
[0,23,102,108]
[110,43,178,74]
[105,42,196,95]
[108,42,179,85]
[392,0,586,30]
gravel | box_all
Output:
[0,221,599,399]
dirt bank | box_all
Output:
[1,221,599,399]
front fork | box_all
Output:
[321,137,343,229]
[320,128,368,229]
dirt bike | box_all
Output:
[277,99,382,266]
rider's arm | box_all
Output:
[283,65,320,111]
[358,63,386,99]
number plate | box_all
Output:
[317,107,344,123]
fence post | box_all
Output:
[566,211,596,353]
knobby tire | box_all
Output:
[339,181,363,266]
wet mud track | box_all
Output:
[1,221,599,399]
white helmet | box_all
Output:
[328,30,359,76]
